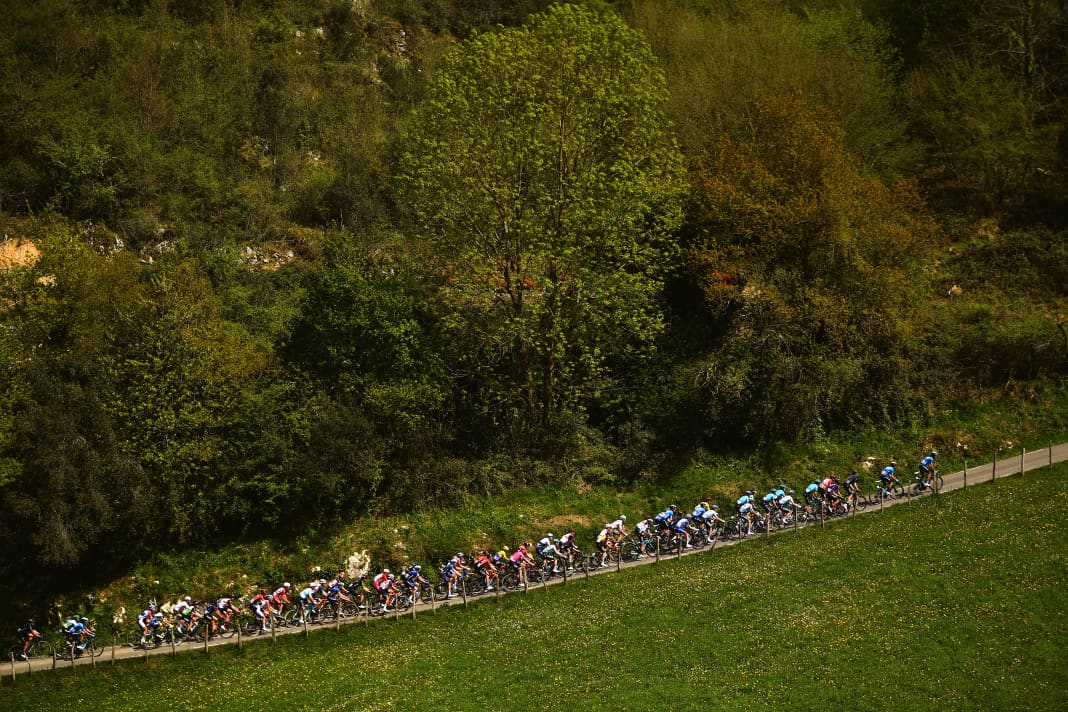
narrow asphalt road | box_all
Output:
[8,441,1067,678]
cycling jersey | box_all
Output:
[596,528,609,543]
[880,466,896,480]
[655,509,674,523]
[691,506,707,519]
[674,517,690,532]
[920,456,935,473]
[607,519,625,531]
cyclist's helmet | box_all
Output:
[931,450,938,457]
[184,596,192,602]
[711,504,719,510]
[890,461,897,467]
[26,618,33,625]
[413,564,421,572]
[620,515,627,521]
[338,572,346,579]
[148,604,157,611]
[319,578,326,584]
[80,616,89,623]
[700,502,709,509]
[456,551,464,558]
[546,533,554,539]
[283,582,291,589]
[670,503,678,510]
[775,489,785,497]
[568,528,575,534]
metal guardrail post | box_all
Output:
[1021,448,1025,476]
[237,623,242,649]
[655,537,660,565]
[963,459,967,489]
[992,450,998,482]
[9,652,14,684]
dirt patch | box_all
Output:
[0,238,39,269]
[536,514,593,530]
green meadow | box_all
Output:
[3,463,1065,710]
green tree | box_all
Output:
[401,3,684,440]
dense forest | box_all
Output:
[0,0,1065,600]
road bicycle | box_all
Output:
[8,636,53,660]
[911,469,944,495]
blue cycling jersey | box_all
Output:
[881,466,895,479]
[805,483,819,494]
[921,456,934,469]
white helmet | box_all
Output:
[547,533,554,539]
[620,514,627,521]
[382,569,389,574]
[283,582,291,589]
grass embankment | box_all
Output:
[4,461,1066,710]
[75,383,1068,625]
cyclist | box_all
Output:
[14,618,42,660]
[737,491,758,535]
[918,451,938,490]
[535,533,555,559]
[539,537,563,574]
[673,514,696,549]
[64,616,93,655]
[634,515,656,556]
[372,569,393,606]
[173,596,197,632]
[844,470,861,507]
[270,583,293,621]
[803,481,821,513]
[879,461,899,497]
[510,543,534,585]
[249,589,272,632]
[441,552,467,598]
[654,505,677,535]
[699,504,726,532]
[137,604,160,644]
[297,582,319,623]
[595,524,621,567]
[820,475,845,514]
[402,563,431,599]
[558,529,580,569]
[761,490,778,516]
[776,490,800,524]
[691,501,709,521]
[473,552,496,590]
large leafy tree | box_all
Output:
[401,3,684,440]
[687,93,931,442]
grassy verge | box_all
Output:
[3,460,1066,709]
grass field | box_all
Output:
[3,463,1065,710]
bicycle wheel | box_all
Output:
[932,475,944,491]
[22,639,54,659]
